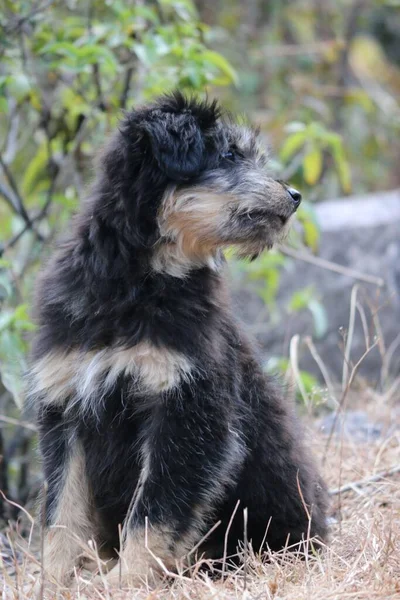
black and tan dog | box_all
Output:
[28,92,328,587]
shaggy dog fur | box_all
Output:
[28,92,328,588]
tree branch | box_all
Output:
[0,153,33,227]
[0,181,20,214]
[2,0,55,35]
[120,66,134,109]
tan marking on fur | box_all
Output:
[30,351,76,406]
[153,187,235,276]
[103,344,193,393]
[99,526,191,588]
[30,342,194,407]
[152,241,221,277]
[43,446,93,585]
[163,189,233,252]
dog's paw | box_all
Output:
[90,562,160,590]
[27,576,68,600]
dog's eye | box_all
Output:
[222,150,235,161]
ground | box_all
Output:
[2,383,399,600]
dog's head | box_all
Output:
[103,92,301,275]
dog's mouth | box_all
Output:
[245,209,290,227]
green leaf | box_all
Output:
[307,122,327,140]
[1,367,24,409]
[288,286,314,312]
[298,370,321,399]
[288,287,328,338]
[159,0,198,21]
[294,202,320,252]
[280,132,306,162]
[0,272,13,299]
[22,141,48,196]
[265,357,322,404]
[0,329,27,408]
[0,310,13,332]
[332,146,352,193]
[0,97,8,113]
[13,304,36,331]
[75,45,118,72]
[303,148,323,185]
[201,50,238,85]
[302,219,320,252]
[7,73,31,100]
[39,41,79,58]
[133,5,160,23]
[257,268,280,307]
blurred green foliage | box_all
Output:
[0,0,399,414]
[206,0,399,198]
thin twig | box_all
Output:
[0,432,9,519]
[323,339,379,463]
[0,153,32,226]
[281,246,385,287]
[39,481,48,600]
[87,0,106,112]
[329,465,400,496]
[289,334,310,407]
[304,336,337,405]
[92,63,106,111]
[333,0,366,131]
[186,519,221,559]
[296,470,311,521]
[243,508,248,593]
[221,499,240,578]
[262,39,339,57]
[120,66,134,109]
[356,299,370,350]
[0,181,20,214]
[0,221,34,257]
[342,284,358,391]
[144,517,192,582]
[381,333,400,386]
[0,205,50,257]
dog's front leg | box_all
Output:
[37,405,95,587]
[102,381,244,588]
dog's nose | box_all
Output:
[287,187,302,210]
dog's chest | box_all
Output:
[29,341,195,413]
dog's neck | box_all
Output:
[151,241,224,278]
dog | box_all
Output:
[28,92,328,588]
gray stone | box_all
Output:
[318,410,384,443]
[232,190,400,385]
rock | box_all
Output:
[318,410,384,443]
[232,189,400,385]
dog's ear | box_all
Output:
[141,109,205,181]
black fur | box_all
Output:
[30,92,328,584]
